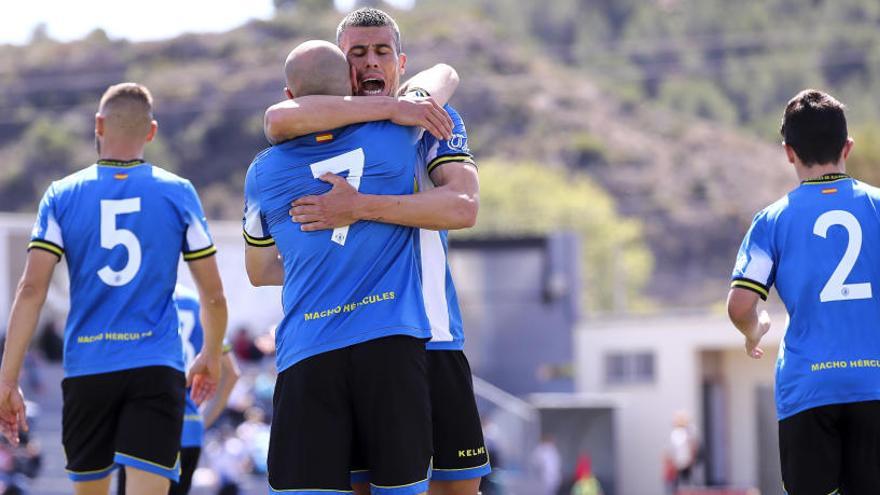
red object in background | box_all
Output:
[574,454,592,480]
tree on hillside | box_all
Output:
[457,160,654,314]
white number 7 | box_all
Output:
[309,148,365,246]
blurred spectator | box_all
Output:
[570,454,603,495]
[665,410,700,493]
[231,327,262,362]
[530,434,561,495]
[205,426,249,495]
[235,407,270,474]
[36,321,62,363]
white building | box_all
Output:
[575,311,785,495]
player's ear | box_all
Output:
[145,120,158,142]
[783,142,797,165]
[95,113,104,137]
[841,137,855,162]
[284,87,295,100]
[398,52,407,76]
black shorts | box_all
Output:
[268,335,432,495]
[427,351,490,480]
[62,366,185,482]
[352,350,491,484]
[779,400,880,495]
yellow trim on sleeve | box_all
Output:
[28,240,64,258]
[243,231,276,247]
[183,245,217,261]
[731,279,769,300]
[427,155,476,174]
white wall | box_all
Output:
[575,311,785,495]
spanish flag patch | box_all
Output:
[821,188,837,194]
[316,133,333,143]
[114,173,128,180]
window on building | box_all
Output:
[604,352,655,385]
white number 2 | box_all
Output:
[814,210,872,302]
[309,148,365,246]
[178,309,197,370]
[97,198,142,286]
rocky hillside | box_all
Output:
[0,2,815,308]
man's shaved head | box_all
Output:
[284,40,352,98]
[97,83,154,139]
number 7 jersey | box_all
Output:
[243,121,430,373]
[731,173,880,419]
[29,160,216,377]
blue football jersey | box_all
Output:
[243,122,430,373]
[415,105,474,351]
[732,174,880,419]
[29,160,216,377]
[175,285,205,448]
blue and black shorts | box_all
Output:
[62,365,185,482]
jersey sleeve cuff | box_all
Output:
[28,239,64,259]
[183,245,217,261]
[731,278,769,300]
[427,154,476,174]
[405,87,431,98]
[243,231,276,247]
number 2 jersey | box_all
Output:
[243,121,430,373]
[29,160,217,378]
[731,174,880,419]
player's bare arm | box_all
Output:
[201,352,240,428]
[398,63,459,103]
[0,249,57,445]
[245,244,284,287]
[291,160,478,231]
[263,64,458,144]
[727,288,772,359]
[186,255,228,405]
[265,95,452,144]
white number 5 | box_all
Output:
[814,210,872,302]
[97,198,142,286]
[309,148,365,246]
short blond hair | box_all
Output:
[98,82,154,138]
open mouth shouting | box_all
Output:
[359,77,386,96]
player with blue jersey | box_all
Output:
[244,40,432,495]
[0,83,228,495]
[117,284,240,495]
[263,10,488,495]
[728,89,880,494]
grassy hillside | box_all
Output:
[2,1,862,310]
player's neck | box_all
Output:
[98,143,145,162]
[796,162,846,182]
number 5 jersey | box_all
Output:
[29,159,216,377]
[731,173,880,419]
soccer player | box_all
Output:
[117,284,240,495]
[0,83,228,495]
[727,89,880,494]
[263,9,488,495]
[244,40,432,495]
